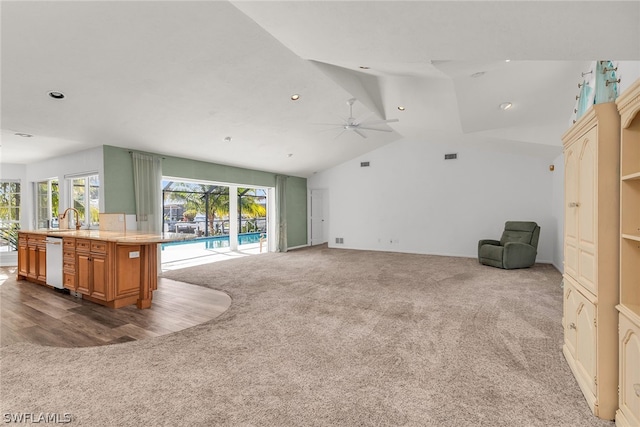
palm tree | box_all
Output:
[163,182,266,236]
[163,183,230,236]
[238,188,267,233]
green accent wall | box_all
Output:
[103,145,136,214]
[102,145,307,248]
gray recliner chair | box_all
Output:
[478,221,540,269]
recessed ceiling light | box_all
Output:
[505,59,511,63]
[499,102,513,110]
[290,94,300,101]
[470,71,485,78]
[397,106,405,111]
[224,136,232,142]
[14,132,33,137]
[48,91,65,99]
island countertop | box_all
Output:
[20,229,196,244]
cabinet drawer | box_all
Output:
[63,261,75,273]
[90,241,107,253]
[63,273,76,289]
[76,239,91,252]
[27,238,42,247]
[63,238,75,248]
[63,250,75,259]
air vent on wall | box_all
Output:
[444,153,458,160]
[335,237,344,244]
[360,161,370,167]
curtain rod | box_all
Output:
[128,150,165,159]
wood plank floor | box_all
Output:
[0,267,231,348]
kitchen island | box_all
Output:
[17,229,194,309]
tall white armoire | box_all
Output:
[562,101,620,420]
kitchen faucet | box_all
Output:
[60,207,81,230]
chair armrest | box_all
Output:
[503,242,537,269]
[478,239,500,252]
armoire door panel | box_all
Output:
[576,297,597,396]
[564,281,579,357]
[565,244,578,278]
[565,146,580,277]
[578,250,597,295]
[578,130,597,247]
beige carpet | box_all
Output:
[1,245,614,426]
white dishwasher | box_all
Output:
[45,236,63,289]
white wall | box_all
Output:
[309,138,557,263]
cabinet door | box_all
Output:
[564,280,579,357]
[577,130,597,295]
[90,253,108,301]
[575,294,597,397]
[619,314,640,426]
[564,146,579,278]
[36,244,46,283]
[76,252,91,295]
[27,244,38,279]
[17,237,28,277]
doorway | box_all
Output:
[310,189,328,246]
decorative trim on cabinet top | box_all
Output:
[616,78,640,128]
[561,102,618,146]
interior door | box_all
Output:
[310,189,326,246]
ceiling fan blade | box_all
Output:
[360,118,399,125]
[353,129,368,139]
[357,126,393,132]
[334,129,348,139]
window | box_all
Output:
[70,175,100,228]
[0,180,21,252]
[35,179,59,229]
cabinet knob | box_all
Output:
[569,323,576,330]
[568,202,580,208]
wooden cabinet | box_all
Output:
[616,78,640,427]
[74,238,143,308]
[17,231,164,309]
[17,232,46,285]
[562,101,620,420]
[75,239,109,301]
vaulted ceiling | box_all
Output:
[2,1,639,177]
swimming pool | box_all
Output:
[161,232,266,250]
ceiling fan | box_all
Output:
[322,98,399,139]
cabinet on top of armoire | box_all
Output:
[615,77,640,427]
[562,101,620,420]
